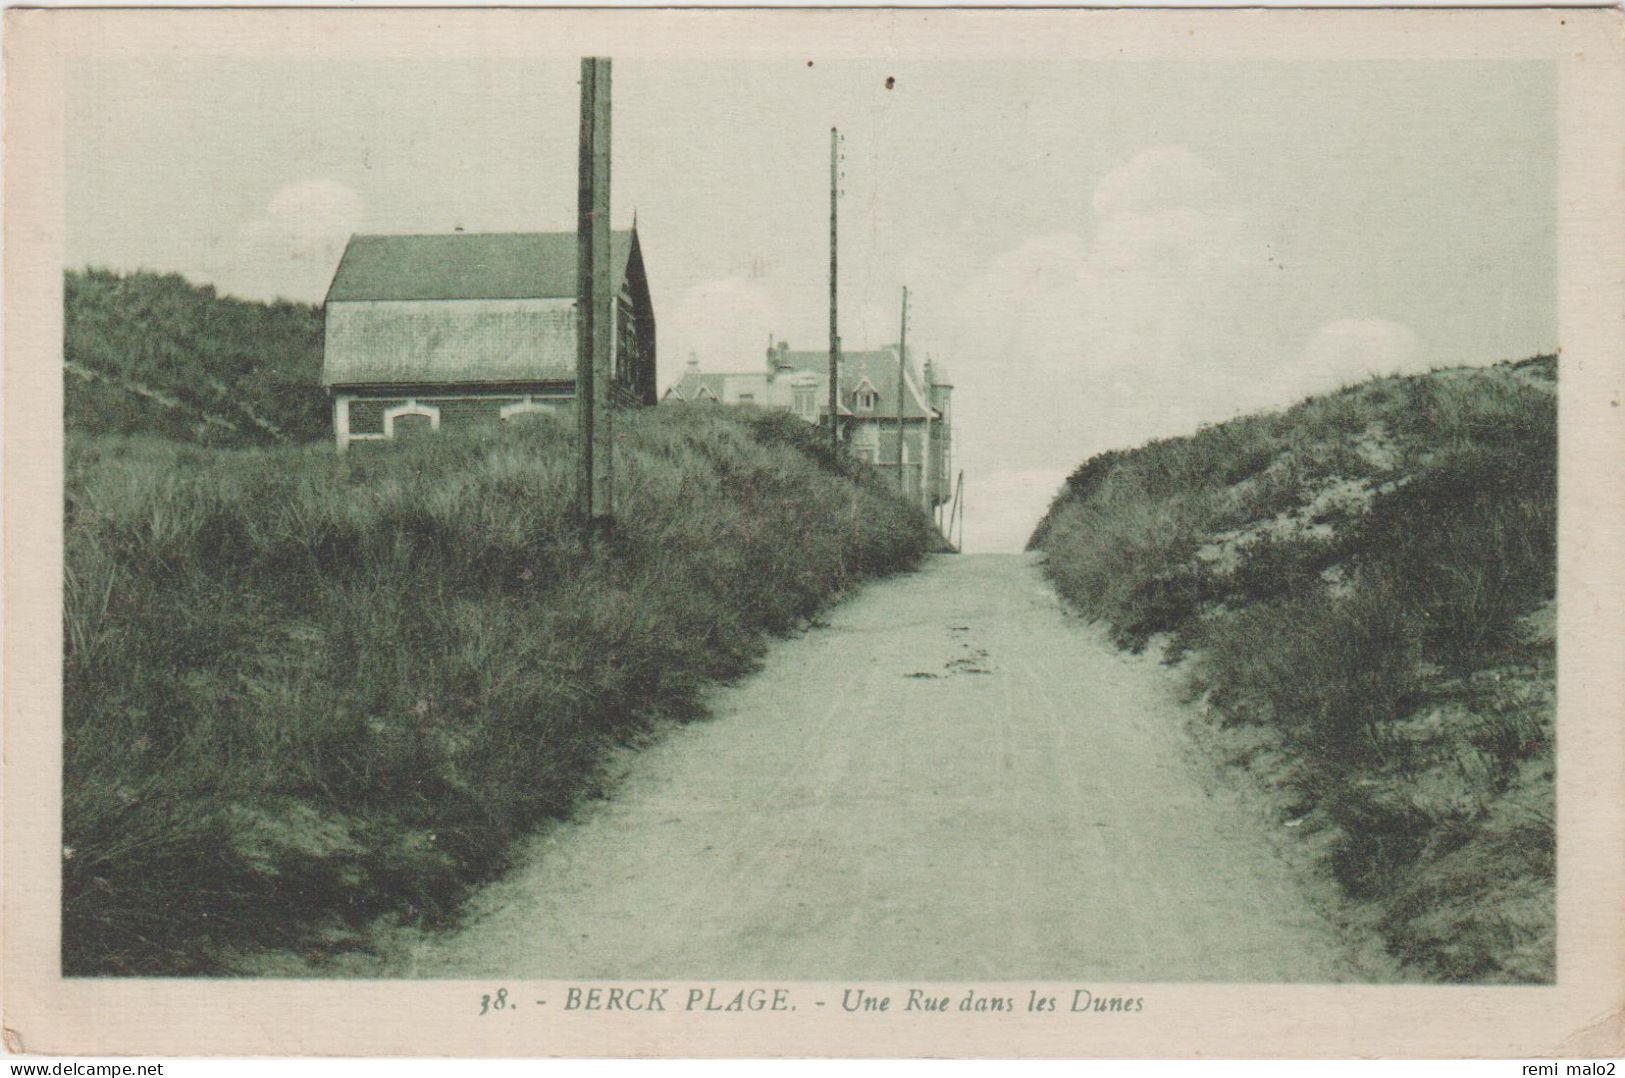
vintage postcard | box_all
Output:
[4,6,1623,1059]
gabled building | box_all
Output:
[321,226,655,451]
[665,339,953,511]
[662,355,776,407]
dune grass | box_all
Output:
[1030,355,1556,983]
[65,269,328,446]
[63,407,937,975]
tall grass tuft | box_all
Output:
[1030,355,1557,982]
[63,407,936,974]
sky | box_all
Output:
[66,57,1557,551]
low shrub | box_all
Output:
[1192,583,1426,765]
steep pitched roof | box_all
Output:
[665,369,774,403]
[846,352,934,419]
[772,348,932,420]
[666,372,729,401]
[325,229,636,303]
[772,347,898,378]
[770,349,925,412]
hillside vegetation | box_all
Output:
[1030,355,1556,983]
[65,269,329,446]
[64,409,937,974]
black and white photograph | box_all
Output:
[4,6,1623,1061]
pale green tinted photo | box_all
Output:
[62,53,1556,987]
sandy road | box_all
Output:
[391,554,1371,982]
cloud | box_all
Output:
[917,148,1425,548]
[939,146,1290,488]
[259,179,365,242]
[205,179,366,303]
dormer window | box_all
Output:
[857,389,878,412]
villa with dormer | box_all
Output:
[664,339,953,511]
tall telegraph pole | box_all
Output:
[828,127,840,457]
[895,285,908,493]
[577,57,613,537]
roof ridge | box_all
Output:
[325,229,636,303]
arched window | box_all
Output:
[382,400,441,439]
[501,398,563,422]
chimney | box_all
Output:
[687,351,700,371]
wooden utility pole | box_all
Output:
[922,356,934,512]
[577,57,613,537]
[947,470,965,552]
[828,127,840,457]
[895,285,908,494]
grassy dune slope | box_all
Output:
[1030,356,1556,983]
[64,409,937,974]
[65,269,329,446]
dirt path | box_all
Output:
[387,553,1374,982]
